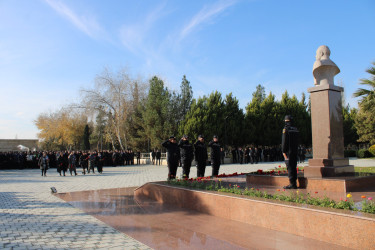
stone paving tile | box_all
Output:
[1,159,373,249]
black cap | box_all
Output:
[213,135,218,139]
[198,135,204,139]
[284,115,292,121]
[169,136,176,139]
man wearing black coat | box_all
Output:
[194,135,208,177]
[178,135,194,179]
[162,136,180,180]
[282,115,299,189]
[208,135,221,177]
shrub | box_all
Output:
[368,145,375,157]
[357,149,372,158]
[344,150,357,158]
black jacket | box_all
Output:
[178,139,194,162]
[208,140,221,160]
[162,140,180,163]
[281,125,299,156]
[194,140,208,162]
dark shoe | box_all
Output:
[283,185,297,189]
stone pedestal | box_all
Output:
[304,84,354,178]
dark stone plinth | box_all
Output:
[307,84,354,177]
[304,165,354,178]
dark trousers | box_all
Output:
[168,161,178,179]
[88,165,95,173]
[156,158,161,165]
[97,165,103,173]
[182,161,191,179]
[69,167,77,176]
[286,154,297,186]
[197,161,206,177]
[211,159,221,177]
[57,167,66,176]
[41,168,47,176]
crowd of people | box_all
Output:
[231,145,307,164]
[0,150,142,175]
[0,140,307,179]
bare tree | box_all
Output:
[79,68,146,150]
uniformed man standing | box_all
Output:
[178,135,194,179]
[162,136,180,180]
[208,135,221,177]
[194,135,208,177]
[281,115,299,189]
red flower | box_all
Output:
[278,165,281,168]
[315,191,318,194]
[277,189,280,191]
[229,184,231,187]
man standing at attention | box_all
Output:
[282,115,299,189]
[162,136,180,180]
[194,135,208,177]
[208,135,221,177]
[178,135,194,179]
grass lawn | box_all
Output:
[354,167,375,173]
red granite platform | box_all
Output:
[135,182,375,249]
[56,187,348,250]
[246,173,375,193]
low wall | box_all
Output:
[246,174,375,192]
[0,139,39,152]
[135,183,375,249]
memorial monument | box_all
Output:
[304,45,354,178]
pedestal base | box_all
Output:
[305,162,354,178]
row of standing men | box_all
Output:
[162,134,221,180]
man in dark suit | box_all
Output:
[282,115,299,189]
[162,136,180,180]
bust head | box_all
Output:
[313,45,340,86]
[315,45,331,61]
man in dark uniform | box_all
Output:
[156,149,161,165]
[208,135,221,177]
[178,135,194,179]
[281,115,299,189]
[194,135,208,177]
[162,136,180,180]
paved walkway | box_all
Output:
[0,158,374,249]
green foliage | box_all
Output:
[353,62,375,144]
[353,62,375,113]
[167,178,375,214]
[179,91,226,142]
[178,75,193,121]
[357,149,372,158]
[355,109,375,144]
[142,76,175,149]
[244,87,311,146]
[343,105,358,146]
[368,145,375,157]
[83,124,91,150]
[344,150,357,158]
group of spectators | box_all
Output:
[0,150,142,174]
[231,145,307,164]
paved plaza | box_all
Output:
[0,158,374,249]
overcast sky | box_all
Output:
[1,0,374,139]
